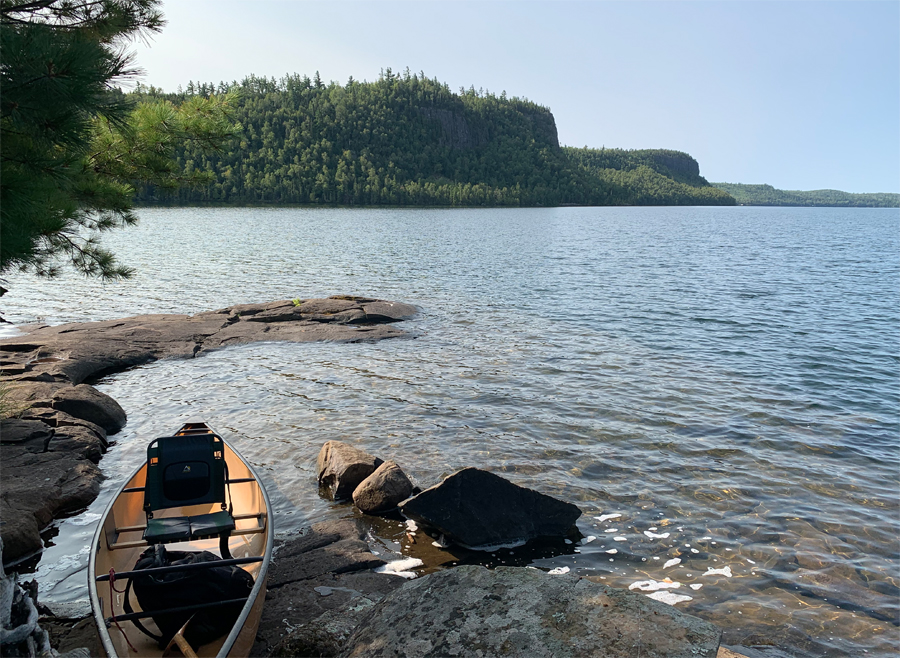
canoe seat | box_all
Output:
[187,511,236,539]
[143,432,236,557]
[144,517,191,543]
[143,511,236,544]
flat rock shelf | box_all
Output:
[0,296,417,564]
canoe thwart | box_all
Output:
[104,596,250,624]
[115,512,265,534]
[122,479,257,494]
[96,556,264,582]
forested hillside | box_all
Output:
[132,70,735,207]
[712,183,899,208]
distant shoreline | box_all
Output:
[130,200,900,210]
[711,182,899,208]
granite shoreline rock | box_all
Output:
[0,296,417,564]
[339,564,723,658]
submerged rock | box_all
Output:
[339,565,722,658]
[317,441,383,501]
[352,461,413,514]
[398,467,581,549]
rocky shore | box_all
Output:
[1,296,763,657]
[0,296,416,564]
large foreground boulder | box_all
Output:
[340,565,721,658]
[317,441,383,501]
[352,461,413,514]
[398,468,580,549]
[51,384,126,434]
[251,519,403,657]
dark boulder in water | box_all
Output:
[398,467,581,549]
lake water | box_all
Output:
[2,206,898,656]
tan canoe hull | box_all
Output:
[89,423,273,658]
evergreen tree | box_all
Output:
[0,0,236,285]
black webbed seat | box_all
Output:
[142,433,235,557]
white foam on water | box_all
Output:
[747,559,756,564]
[644,531,669,539]
[49,546,91,572]
[604,528,619,533]
[375,557,424,579]
[703,566,733,577]
[582,536,597,544]
[629,579,681,592]
[458,538,528,551]
[547,566,570,575]
[613,536,627,542]
[691,549,699,553]
[68,512,102,527]
[663,558,681,568]
[605,549,618,554]
[690,584,703,590]
[646,591,692,605]
[701,536,712,540]
[653,556,660,560]
[595,513,622,523]
[0,325,24,339]
[648,527,658,531]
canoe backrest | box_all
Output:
[144,433,228,515]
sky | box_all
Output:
[131,1,900,193]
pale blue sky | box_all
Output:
[132,1,899,193]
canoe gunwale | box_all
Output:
[88,423,274,658]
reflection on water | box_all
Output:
[3,206,898,657]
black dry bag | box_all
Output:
[125,545,254,649]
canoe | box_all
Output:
[89,422,273,658]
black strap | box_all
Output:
[223,461,233,514]
[122,574,163,643]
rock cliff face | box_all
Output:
[420,104,559,151]
[420,108,488,150]
[0,297,417,564]
[647,150,702,182]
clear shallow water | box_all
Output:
[2,207,898,656]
